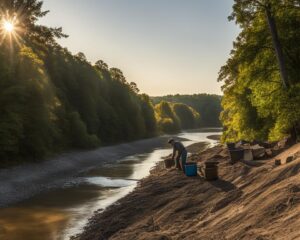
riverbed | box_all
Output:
[0,129,221,240]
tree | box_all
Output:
[172,103,200,129]
[110,68,127,84]
[229,0,292,88]
[0,0,67,45]
[95,60,108,71]
[0,1,159,165]
[155,101,180,133]
[75,52,87,62]
[219,0,300,142]
[140,94,157,135]
[152,94,221,127]
[129,82,140,93]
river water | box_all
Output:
[0,129,220,240]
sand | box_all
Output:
[73,143,300,240]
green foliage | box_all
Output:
[0,0,160,165]
[219,0,300,143]
[172,103,200,129]
[0,0,67,46]
[155,101,180,133]
[68,112,100,148]
[140,94,157,136]
[0,45,59,162]
[154,101,201,133]
[0,0,222,166]
[152,94,222,127]
[0,41,158,165]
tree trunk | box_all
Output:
[265,7,298,142]
[265,7,289,88]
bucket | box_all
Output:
[204,166,218,181]
[185,162,197,176]
[226,142,235,150]
[204,161,219,168]
[164,158,174,168]
[229,149,244,164]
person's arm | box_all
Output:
[171,146,176,160]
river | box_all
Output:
[0,129,221,240]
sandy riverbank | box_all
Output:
[73,143,300,240]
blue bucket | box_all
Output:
[185,162,197,177]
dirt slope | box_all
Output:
[74,144,300,240]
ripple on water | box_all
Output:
[84,176,136,188]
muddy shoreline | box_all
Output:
[73,143,300,240]
[72,143,227,240]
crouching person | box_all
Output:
[168,138,187,173]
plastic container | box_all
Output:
[204,167,218,181]
[229,149,244,164]
[185,162,197,176]
[203,161,219,181]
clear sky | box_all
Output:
[40,0,240,96]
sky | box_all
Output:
[40,0,240,96]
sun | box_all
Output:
[3,21,14,33]
[0,15,22,46]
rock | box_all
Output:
[265,149,273,157]
[293,151,300,160]
[243,149,253,161]
[251,145,266,159]
[274,159,281,166]
[260,142,277,149]
[277,138,288,149]
[286,156,293,163]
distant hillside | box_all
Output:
[152,94,222,127]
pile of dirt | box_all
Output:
[73,144,300,240]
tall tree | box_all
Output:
[0,0,67,45]
[229,0,294,88]
[219,0,300,142]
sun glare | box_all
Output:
[0,15,22,46]
[4,21,14,32]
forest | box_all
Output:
[3,0,298,167]
[0,1,155,166]
[152,94,222,127]
[219,0,300,143]
[0,1,221,166]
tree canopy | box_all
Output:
[0,1,159,166]
[219,0,300,142]
[0,0,216,167]
[152,94,222,127]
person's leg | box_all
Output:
[181,150,187,173]
[176,156,182,170]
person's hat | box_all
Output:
[168,138,174,144]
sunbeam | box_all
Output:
[0,12,22,47]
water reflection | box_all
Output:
[85,177,136,187]
[0,207,70,240]
[0,129,221,240]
